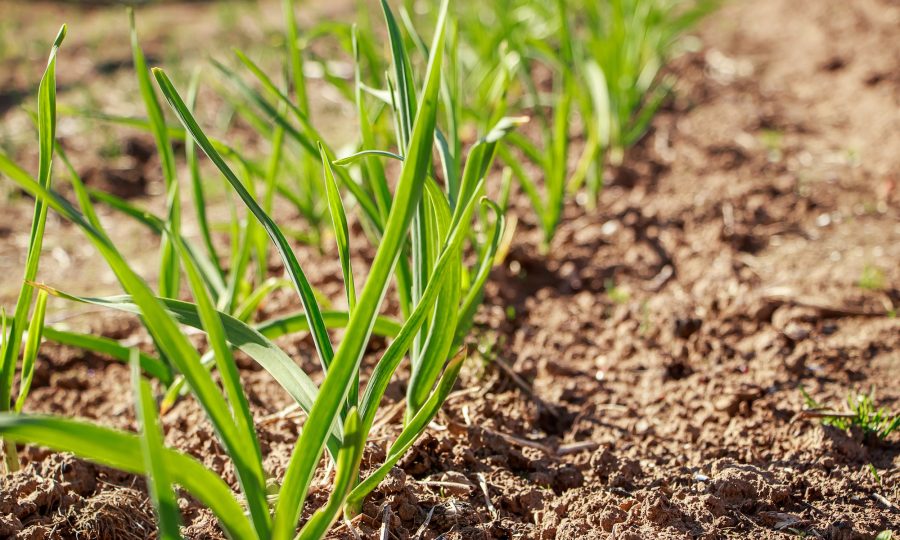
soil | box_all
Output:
[1,0,899,539]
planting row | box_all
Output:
[0,1,710,538]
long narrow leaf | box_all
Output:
[87,189,226,299]
[174,232,268,531]
[185,67,224,282]
[0,26,65,420]
[31,285,343,455]
[13,290,48,413]
[131,350,181,539]
[0,414,255,540]
[0,26,65,473]
[272,3,449,536]
[358,190,488,433]
[346,351,464,515]
[320,143,356,311]
[41,327,172,384]
[129,8,180,299]
[153,68,336,379]
[4,149,270,538]
[296,408,365,540]
[256,311,400,340]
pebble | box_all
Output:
[782,322,810,342]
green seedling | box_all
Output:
[450,0,714,245]
[801,387,899,440]
[605,278,631,304]
[858,264,886,291]
[0,26,64,472]
[0,3,514,537]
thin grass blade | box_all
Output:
[153,68,336,379]
[0,26,65,472]
[185,67,225,281]
[31,285,343,455]
[129,9,181,299]
[320,143,356,311]
[346,351,464,515]
[5,154,270,537]
[174,232,268,529]
[0,414,255,540]
[13,290,48,413]
[272,3,449,536]
[41,327,172,384]
[130,350,182,539]
[296,408,365,540]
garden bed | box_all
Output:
[0,0,898,538]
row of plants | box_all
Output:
[0,0,711,537]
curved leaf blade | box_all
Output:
[0,414,256,540]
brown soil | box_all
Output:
[1,0,899,539]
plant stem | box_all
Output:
[3,439,19,472]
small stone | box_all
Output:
[601,220,620,236]
[782,322,810,341]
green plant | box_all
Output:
[605,278,631,304]
[858,264,886,291]
[0,25,63,472]
[0,2,513,537]
[801,387,900,440]
[867,463,881,484]
[571,0,716,198]
[450,0,714,247]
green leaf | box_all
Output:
[455,199,505,346]
[31,285,343,457]
[352,27,392,224]
[256,311,401,340]
[346,351,464,516]
[381,0,418,149]
[129,8,180,299]
[153,67,336,379]
[332,149,404,167]
[0,25,65,423]
[4,156,270,537]
[232,48,314,135]
[211,57,317,156]
[219,54,383,229]
[453,116,527,230]
[130,350,182,539]
[13,290,48,413]
[87,189,226,300]
[282,0,309,114]
[0,414,256,540]
[272,2,449,537]
[358,188,485,432]
[173,230,269,532]
[406,181,460,418]
[221,203,254,315]
[319,143,356,312]
[41,326,172,384]
[296,408,365,540]
[234,277,288,323]
[185,67,224,282]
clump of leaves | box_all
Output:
[801,387,899,440]
[0,2,516,537]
